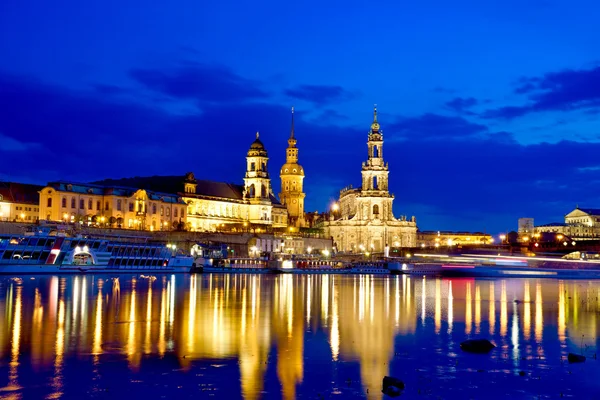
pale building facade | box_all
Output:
[0,182,41,222]
[38,182,186,230]
[535,207,600,240]
[279,108,306,227]
[323,107,417,252]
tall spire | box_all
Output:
[256,131,259,139]
[370,104,380,133]
[290,106,295,139]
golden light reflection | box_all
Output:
[500,280,508,336]
[535,281,543,341]
[465,282,472,334]
[4,275,600,400]
[92,280,103,356]
[558,281,566,341]
[8,284,22,394]
[475,285,481,334]
[523,280,531,340]
[127,279,138,369]
[489,282,496,335]
[331,280,339,361]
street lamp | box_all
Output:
[307,246,312,255]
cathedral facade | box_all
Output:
[323,108,417,252]
[279,108,306,227]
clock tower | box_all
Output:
[279,107,306,227]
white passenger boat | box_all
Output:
[0,234,194,274]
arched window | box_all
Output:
[373,176,378,189]
[261,184,267,198]
[71,198,76,209]
[174,208,178,218]
[62,197,67,208]
[249,184,256,197]
[374,145,379,158]
[373,204,379,215]
[152,204,157,214]
[117,199,122,211]
[88,199,93,210]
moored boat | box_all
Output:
[0,234,193,274]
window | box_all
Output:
[129,203,134,212]
[152,204,156,214]
[105,202,109,211]
[128,219,133,228]
[47,198,52,207]
[373,176,378,189]
[374,145,379,158]
[62,197,67,208]
[373,204,379,215]
[71,198,76,208]
[88,199,93,210]
[80,199,84,209]
[166,208,170,217]
[96,201,101,211]
[117,199,122,211]
[160,206,164,216]
[174,208,178,218]
[251,162,256,171]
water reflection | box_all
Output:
[0,275,598,398]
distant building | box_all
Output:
[535,207,600,240]
[0,181,42,222]
[417,231,493,249]
[323,107,417,252]
[518,218,534,235]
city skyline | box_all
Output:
[2,1,600,232]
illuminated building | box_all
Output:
[38,182,186,230]
[0,181,42,222]
[417,230,493,248]
[323,107,417,252]
[89,134,288,232]
[535,207,600,240]
[279,107,306,228]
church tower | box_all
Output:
[244,132,272,223]
[359,106,394,221]
[279,107,306,227]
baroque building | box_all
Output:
[38,182,186,230]
[279,108,306,228]
[91,133,288,232]
[535,207,600,240]
[323,107,417,252]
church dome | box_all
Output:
[248,132,268,156]
[280,162,304,176]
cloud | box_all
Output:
[445,97,478,114]
[483,65,600,119]
[387,113,488,141]
[130,62,270,104]
[284,84,355,105]
[3,70,600,232]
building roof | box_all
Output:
[93,175,282,205]
[48,180,185,204]
[575,207,600,216]
[536,222,568,227]
[0,181,43,204]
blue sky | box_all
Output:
[1,0,600,232]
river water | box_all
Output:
[0,274,598,399]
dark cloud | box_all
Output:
[284,84,355,105]
[387,113,488,140]
[483,65,600,119]
[3,70,600,232]
[130,63,270,104]
[445,97,478,114]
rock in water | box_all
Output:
[460,339,496,353]
[568,353,586,363]
[382,376,404,397]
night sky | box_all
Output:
[1,0,599,233]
